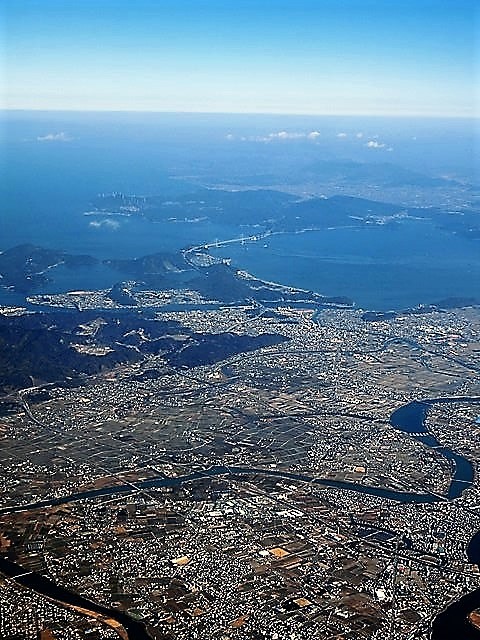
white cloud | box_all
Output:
[37,131,73,142]
[337,132,348,138]
[356,132,364,138]
[366,140,386,149]
[269,131,306,139]
[230,130,320,143]
[244,131,308,142]
[89,219,120,230]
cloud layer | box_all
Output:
[226,130,393,151]
[89,219,120,230]
[36,132,73,142]
[365,140,393,151]
[226,130,322,143]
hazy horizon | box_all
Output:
[3,109,480,119]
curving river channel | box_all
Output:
[1,396,480,638]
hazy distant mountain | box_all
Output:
[275,195,403,231]
[304,160,455,188]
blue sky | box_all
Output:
[2,0,478,116]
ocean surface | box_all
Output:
[1,111,479,311]
[211,220,480,310]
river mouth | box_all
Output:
[431,589,480,639]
